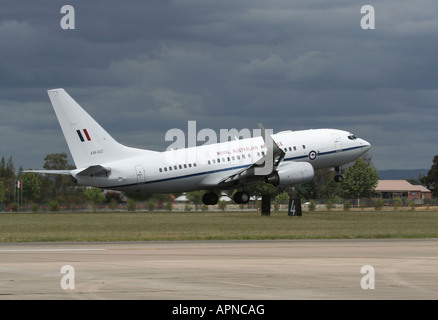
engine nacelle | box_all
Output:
[265,162,315,187]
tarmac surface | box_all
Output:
[1,239,438,300]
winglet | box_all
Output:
[255,124,285,175]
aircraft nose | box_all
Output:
[359,138,371,151]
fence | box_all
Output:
[4,198,438,213]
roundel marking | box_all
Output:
[309,150,317,160]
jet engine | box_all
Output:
[265,162,314,186]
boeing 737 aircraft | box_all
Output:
[26,89,371,205]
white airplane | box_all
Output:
[26,88,371,205]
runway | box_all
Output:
[1,239,438,300]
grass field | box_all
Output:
[1,210,438,242]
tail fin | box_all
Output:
[48,88,155,169]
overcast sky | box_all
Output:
[1,1,437,171]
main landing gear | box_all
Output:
[334,166,344,182]
[233,191,250,205]
[202,191,250,205]
[202,192,218,205]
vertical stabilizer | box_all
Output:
[47,88,153,168]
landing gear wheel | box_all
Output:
[202,192,218,205]
[233,191,250,204]
[334,175,344,183]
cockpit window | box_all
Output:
[348,134,357,140]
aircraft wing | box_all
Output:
[201,124,286,188]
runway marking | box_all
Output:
[0,248,106,253]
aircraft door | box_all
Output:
[135,165,145,183]
[332,133,342,152]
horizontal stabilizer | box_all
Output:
[23,169,72,175]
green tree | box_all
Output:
[341,158,379,206]
[308,199,316,212]
[246,181,277,198]
[0,156,16,204]
[375,198,383,210]
[20,172,42,203]
[83,187,105,211]
[186,191,205,211]
[147,199,156,211]
[393,196,402,211]
[43,153,75,199]
[275,191,289,204]
[109,198,118,211]
[218,200,227,211]
[127,198,137,212]
[0,181,6,208]
[421,155,438,197]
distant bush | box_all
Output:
[375,198,383,210]
[393,197,402,210]
[49,201,60,212]
[109,199,118,211]
[218,200,227,211]
[147,199,155,212]
[32,203,39,213]
[326,199,333,211]
[409,201,416,211]
[127,199,137,212]
[308,200,316,212]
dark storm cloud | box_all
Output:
[1,0,437,170]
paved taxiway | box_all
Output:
[1,239,438,299]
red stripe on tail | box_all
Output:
[83,129,91,141]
